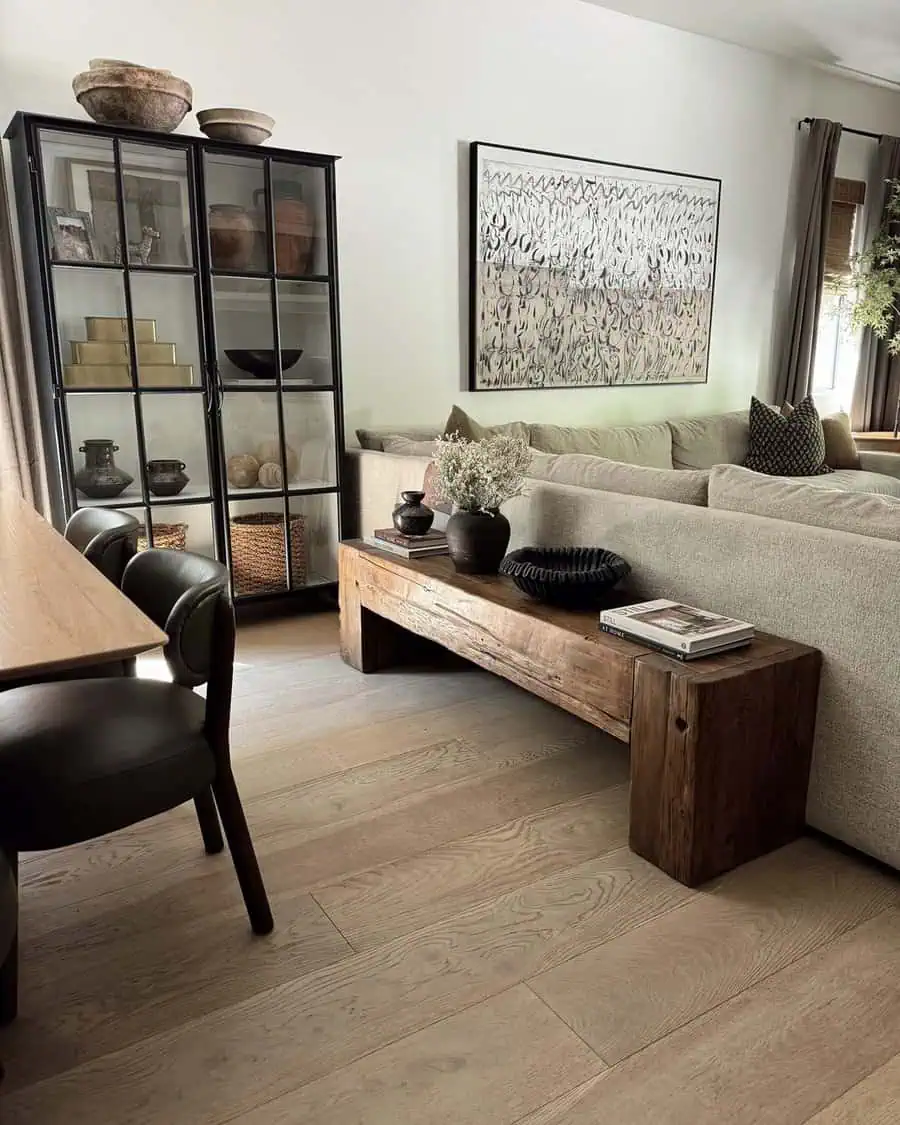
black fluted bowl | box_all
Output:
[225,349,303,379]
[500,546,631,608]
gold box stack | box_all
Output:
[64,317,194,389]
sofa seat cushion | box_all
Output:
[797,469,900,497]
[528,451,709,505]
[709,464,900,541]
[529,421,673,468]
[0,678,213,851]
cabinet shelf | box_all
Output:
[51,261,196,276]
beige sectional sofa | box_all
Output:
[346,409,900,872]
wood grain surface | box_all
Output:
[0,615,896,1125]
[0,491,165,679]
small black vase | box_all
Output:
[445,508,511,574]
[392,490,434,535]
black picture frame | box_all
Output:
[468,141,722,393]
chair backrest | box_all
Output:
[65,508,140,586]
[121,548,233,691]
[122,549,235,750]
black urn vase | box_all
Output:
[445,508,511,575]
[392,490,434,536]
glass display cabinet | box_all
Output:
[5,112,345,606]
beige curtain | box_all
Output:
[851,136,900,433]
[0,150,47,509]
[775,118,843,405]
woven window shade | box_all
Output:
[825,178,866,280]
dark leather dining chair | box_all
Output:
[64,507,140,586]
[0,548,272,1024]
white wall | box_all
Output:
[3,0,900,437]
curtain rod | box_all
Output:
[798,116,882,141]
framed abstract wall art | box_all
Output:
[469,142,721,392]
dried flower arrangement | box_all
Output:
[431,432,531,513]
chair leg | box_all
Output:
[213,770,273,935]
[0,849,18,1027]
[194,788,225,855]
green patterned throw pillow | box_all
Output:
[743,396,832,476]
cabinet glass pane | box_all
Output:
[227,498,290,597]
[205,153,266,273]
[282,393,336,489]
[118,142,193,268]
[271,163,327,278]
[141,394,212,502]
[53,265,131,389]
[68,393,142,508]
[142,505,216,557]
[221,390,283,495]
[213,277,275,386]
[131,273,201,388]
[277,281,332,385]
[289,493,339,585]
[39,129,118,265]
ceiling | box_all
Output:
[580,0,900,87]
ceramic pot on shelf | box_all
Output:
[208,204,256,270]
[253,182,314,275]
[392,491,434,536]
[74,439,133,499]
[445,509,511,575]
[146,459,189,497]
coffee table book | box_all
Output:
[364,528,449,559]
[599,599,754,657]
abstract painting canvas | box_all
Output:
[469,142,721,391]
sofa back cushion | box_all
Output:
[355,427,441,451]
[529,421,673,468]
[382,436,438,457]
[528,451,709,505]
[709,464,900,542]
[668,410,749,470]
[443,405,531,445]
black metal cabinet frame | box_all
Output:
[5,112,346,606]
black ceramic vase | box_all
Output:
[445,509,511,574]
[74,438,133,499]
[392,490,434,535]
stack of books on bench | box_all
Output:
[599,599,754,661]
[364,528,449,559]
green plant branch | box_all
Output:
[851,179,900,356]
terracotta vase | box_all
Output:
[254,183,314,275]
[208,204,255,270]
[445,509,511,575]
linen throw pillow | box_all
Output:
[442,405,531,445]
[743,396,832,476]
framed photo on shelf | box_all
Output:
[46,207,98,262]
[65,157,191,266]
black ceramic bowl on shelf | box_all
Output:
[225,349,303,379]
[500,546,631,608]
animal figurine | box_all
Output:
[113,226,160,266]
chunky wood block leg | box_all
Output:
[339,545,416,672]
[629,648,821,887]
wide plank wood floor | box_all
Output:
[1,612,899,1123]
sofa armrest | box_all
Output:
[858,449,900,479]
[343,448,433,539]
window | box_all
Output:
[813,178,866,403]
